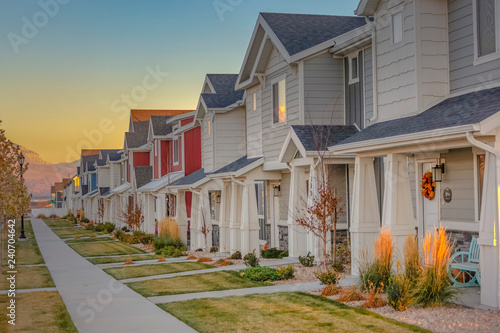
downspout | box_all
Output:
[366,16,378,123]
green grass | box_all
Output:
[1,219,45,266]
[104,262,214,280]
[0,266,55,290]
[160,292,432,333]
[51,227,101,239]
[0,291,77,333]
[44,219,76,228]
[87,254,162,264]
[127,271,272,297]
[69,241,146,257]
[65,236,114,244]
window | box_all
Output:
[391,11,403,44]
[349,55,359,84]
[252,92,257,111]
[173,135,179,165]
[207,120,211,136]
[477,154,485,218]
[272,79,286,123]
[477,0,497,57]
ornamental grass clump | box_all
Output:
[359,229,394,291]
[403,234,421,282]
[412,228,457,307]
[158,217,181,241]
[362,280,387,309]
[338,284,365,303]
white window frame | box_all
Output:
[391,11,403,45]
[173,135,179,166]
[348,53,359,85]
[473,0,500,65]
[271,74,287,126]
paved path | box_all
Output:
[31,218,197,333]
[97,258,198,269]
[120,258,299,284]
[0,287,57,294]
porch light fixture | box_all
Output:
[216,194,221,204]
[433,162,445,183]
[273,185,281,197]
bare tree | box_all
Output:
[200,206,211,252]
[97,199,104,223]
[121,196,144,230]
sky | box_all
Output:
[0,0,360,164]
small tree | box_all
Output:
[97,199,104,223]
[122,196,144,230]
[200,206,211,252]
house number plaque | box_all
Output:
[443,188,452,203]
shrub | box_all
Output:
[338,284,365,302]
[387,274,412,311]
[123,234,138,244]
[359,229,394,291]
[321,284,342,297]
[362,280,387,309]
[85,224,95,231]
[276,265,295,280]
[240,266,278,281]
[81,218,90,224]
[195,248,203,252]
[197,257,212,263]
[152,235,185,252]
[139,234,154,245]
[210,246,218,253]
[332,260,344,272]
[278,250,288,259]
[186,255,197,260]
[49,214,57,218]
[161,246,184,257]
[261,248,284,258]
[299,252,315,267]
[230,251,242,260]
[114,230,125,241]
[37,214,48,219]
[336,240,351,264]
[214,259,233,267]
[412,228,457,307]
[243,250,259,267]
[158,217,181,241]
[121,226,129,232]
[403,234,421,282]
[315,269,339,285]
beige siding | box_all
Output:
[202,118,214,173]
[375,0,417,121]
[110,163,121,189]
[328,164,348,224]
[408,156,417,219]
[364,47,374,124]
[98,168,110,188]
[440,148,475,222]
[246,85,263,157]
[448,0,500,93]
[279,172,291,222]
[262,47,300,161]
[303,52,344,125]
[214,107,246,169]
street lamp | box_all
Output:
[19,152,26,239]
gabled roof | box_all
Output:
[81,149,101,156]
[354,0,381,16]
[331,86,500,153]
[150,116,173,137]
[236,13,367,89]
[125,121,150,149]
[137,171,184,192]
[81,154,99,172]
[100,149,121,162]
[169,168,208,188]
[99,187,111,197]
[134,166,152,189]
[130,110,192,132]
[199,74,245,110]
[210,156,264,177]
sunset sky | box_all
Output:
[1,0,358,164]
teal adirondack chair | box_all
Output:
[448,237,480,287]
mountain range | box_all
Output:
[20,146,79,199]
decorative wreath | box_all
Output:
[420,171,436,200]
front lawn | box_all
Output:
[1,219,44,266]
[104,262,214,280]
[51,227,100,239]
[87,254,161,265]
[0,266,54,290]
[127,271,272,297]
[0,291,77,332]
[160,292,431,333]
[65,236,114,244]
[69,241,146,257]
[44,219,76,228]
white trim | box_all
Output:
[271,74,287,125]
[390,10,403,46]
[472,0,500,66]
[173,134,179,166]
[348,53,360,85]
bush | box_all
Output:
[214,259,233,267]
[359,229,394,291]
[261,248,283,258]
[152,235,186,256]
[336,240,351,264]
[195,248,203,252]
[278,250,288,259]
[230,251,242,260]
[121,226,129,232]
[321,284,342,297]
[139,234,155,245]
[210,246,218,253]
[85,224,95,231]
[276,265,295,280]
[158,217,180,240]
[315,269,339,285]
[387,274,412,311]
[161,246,184,258]
[338,284,365,302]
[114,229,125,241]
[49,214,57,219]
[240,266,278,281]
[122,234,138,244]
[299,252,315,267]
[243,250,259,267]
[197,257,212,263]
[37,214,48,219]
[362,280,387,309]
[332,260,344,272]
[81,218,90,224]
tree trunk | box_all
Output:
[332,208,337,264]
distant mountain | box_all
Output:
[20,146,79,199]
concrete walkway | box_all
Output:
[97,258,198,269]
[31,218,197,333]
[120,258,299,284]
[0,287,57,294]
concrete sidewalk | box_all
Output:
[97,258,197,269]
[120,258,299,284]
[31,218,197,333]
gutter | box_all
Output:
[366,16,378,123]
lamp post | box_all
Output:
[19,152,26,239]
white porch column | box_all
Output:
[248,181,260,255]
[176,191,189,245]
[200,190,212,250]
[229,181,241,253]
[189,193,200,251]
[382,154,416,251]
[307,162,322,262]
[143,193,155,234]
[351,156,381,275]
[219,181,230,252]
[287,165,308,257]
[478,151,500,308]
[240,182,251,255]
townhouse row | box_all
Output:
[59,0,500,309]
